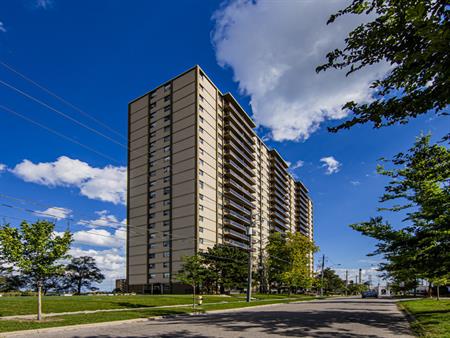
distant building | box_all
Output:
[127,66,314,294]
[115,279,127,292]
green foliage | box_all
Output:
[317,0,449,132]
[177,255,211,291]
[65,256,105,295]
[200,244,249,292]
[0,220,72,288]
[315,268,346,294]
[266,232,317,292]
[350,135,450,284]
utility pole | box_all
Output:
[345,270,348,296]
[246,218,254,303]
[359,268,362,286]
[320,254,325,296]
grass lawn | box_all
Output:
[0,295,318,333]
[400,298,450,337]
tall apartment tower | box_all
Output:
[127,66,314,293]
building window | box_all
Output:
[199,181,204,189]
[199,205,204,211]
[164,126,170,132]
[149,263,155,269]
[163,176,170,183]
[164,156,170,162]
[199,95,204,102]
[199,127,204,133]
[149,203,155,209]
[163,262,169,268]
[163,272,170,278]
[149,151,155,159]
[164,187,171,195]
[199,238,204,244]
[149,233,156,239]
[164,115,171,122]
[199,148,204,155]
[199,105,204,112]
[199,84,204,91]
[199,116,204,123]
[199,216,204,222]
[163,210,169,216]
[163,199,171,206]
[149,223,156,229]
[149,191,156,199]
[150,141,155,148]
[163,231,169,237]
[164,146,171,152]
[164,166,170,174]
[150,131,156,138]
[163,251,170,257]
[149,253,156,259]
[164,95,170,102]
[199,159,204,166]
[150,123,156,129]
[149,213,155,219]
[163,220,170,227]
[164,135,170,142]
[149,181,155,187]
[164,105,171,112]
[164,83,171,92]
[149,273,156,279]
[199,137,204,144]
[150,102,156,109]
[199,226,204,233]
[149,243,156,249]
[163,241,169,247]
[199,169,204,176]
[199,194,204,200]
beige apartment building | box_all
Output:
[127,66,314,293]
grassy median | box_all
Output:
[400,298,450,337]
[0,294,318,333]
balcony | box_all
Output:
[225,108,255,138]
[272,184,288,199]
[226,131,254,158]
[271,203,289,217]
[225,179,255,201]
[225,142,255,168]
[226,160,255,181]
[224,219,248,232]
[224,228,250,242]
[225,147,255,172]
[271,225,287,234]
[224,238,249,250]
[224,126,254,150]
[224,188,254,209]
[272,217,289,229]
[225,198,252,216]
[225,208,252,225]
[225,168,256,192]
[271,178,289,195]
[272,196,289,211]
[271,210,289,222]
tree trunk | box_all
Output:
[437,284,440,301]
[37,284,42,321]
[192,283,196,310]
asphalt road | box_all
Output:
[6,297,414,338]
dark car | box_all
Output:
[361,290,378,298]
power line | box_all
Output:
[0,60,127,141]
[0,105,122,165]
[0,78,127,149]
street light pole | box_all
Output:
[320,254,325,297]
[246,219,253,303]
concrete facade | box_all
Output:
[127,66,314,293]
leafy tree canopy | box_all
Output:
[317,0,449,132]
[65,256,105,295]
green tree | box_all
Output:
[0,220,72,320]
[177,255,210,307]
[266,232,290,292]
[201,245,248,293]
[315,268,346,295]
[351,135,450,289]
[65,256,105,295]
[317,0,449,132]
[281,232,318,293]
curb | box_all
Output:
[0,297,326,337]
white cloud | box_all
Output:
[350,180,361,186]
[73,227,125,248]
[69,247,125,285]
[212,0,390,141]
[35,0,53,9]
[291,160,304,170]
[0,163,6,173]
[35,207,72,220]
[11,156,126,204]
[78,210,123,228]
[320,156,341,175]
[0,22,6,33]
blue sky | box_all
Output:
[0,0,448,288]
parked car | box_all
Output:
[361,290,378,298]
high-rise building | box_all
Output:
[127,66,313,293]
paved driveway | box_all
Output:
[6,297,414,338]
